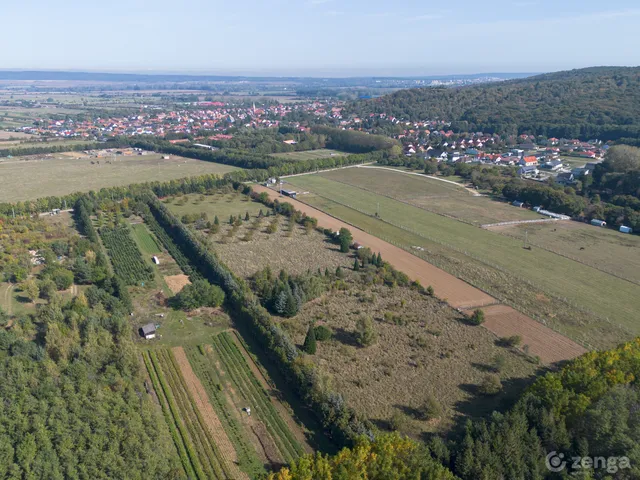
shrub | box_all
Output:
[492,354,507,373]
[499,335,522,347]
[426,285,435,296]
[314,325,333,341]
[389,411,408,431]
[420,394,442,420]
[479,375,502,396]
[339,228,353,253]
[355,315,377,347]
[468,309,485,326]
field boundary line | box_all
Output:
[279,161,375,179]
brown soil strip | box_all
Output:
[171,346,249,480]
[474,304,588,363]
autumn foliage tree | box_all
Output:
[267,433,457,480]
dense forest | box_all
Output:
[347,67,640,141]
[0,204,180,479]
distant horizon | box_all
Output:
[2,64,640,80]
[0,67,549,81]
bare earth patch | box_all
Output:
[164,274,191,294]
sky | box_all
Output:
[2,0,640,76]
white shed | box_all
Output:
[620,226,633,234]
[152,256,160,265]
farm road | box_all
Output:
[252,185,587,364]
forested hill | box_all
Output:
[347,66,640,141]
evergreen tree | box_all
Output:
[324,267,330,277]
[283,290,298,317]
[245,211,250,221]
[274,290,287,315]
[258,209,264,218]
[376,252,383,267]
[214,215,219,225]
[336,266,344,279]
[303,325,317,354]
[229,215,234,225]
[353,258,360,271]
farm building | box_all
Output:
[281,189,297,198]
[512,201,525,208]
[620,226,633,234]
[140,323,157,340]
[591,219,607,227]
[152,256,160,265]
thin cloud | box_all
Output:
[407,14,445,22]
[457,8,640,29]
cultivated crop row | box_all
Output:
[144,349,233,479]
[211,332,305,463]
[100,224,154,285]
[144,215,202,280]
[186,346,265,477]
[142,350,200,479]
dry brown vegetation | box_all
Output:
[283,278,540,438]
[204,215,352,279]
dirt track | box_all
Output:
[171,347,249,480]
[253,185,493,310]
[252,185,587,364]
[476,305,587,363]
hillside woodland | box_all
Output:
[348,67,640,141]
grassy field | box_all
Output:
[317,167,542,225]
[166,191,265,222]
[131,222,161,256]
[0,153,239,202]
[284,174,640,349]
[489,221,640,285]
[286,275,539,438]
[270,149,347,161]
